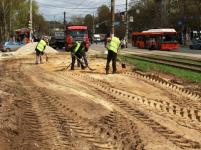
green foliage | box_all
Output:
[0,0,47,41]
[84,14,93,30]
[129,0,201,32]
[120,55,201,83]
[95,5,111,34]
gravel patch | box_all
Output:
[14,42,58,56]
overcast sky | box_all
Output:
[35,0,128,21]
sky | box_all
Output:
[35,0,128,21]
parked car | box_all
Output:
[1,41,24,52]
[189,39,201,50]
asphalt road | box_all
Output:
[90,43,201,59]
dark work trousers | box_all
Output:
[77,51,88,67]
[82,51,88,66]
[71,52,85,70]
[106,50,117,74]
[35,49,44,64]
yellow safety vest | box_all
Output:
[74,42,81,53]
[107,36,120,53]
[37,40,47,52]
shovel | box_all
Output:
[45,53,48,62]
[117,57,126,68]
[66,62,72,70]
[117,48,126,69]
[71,53,96,71]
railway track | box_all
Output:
[122,49,201,63]
[121,54,201,73]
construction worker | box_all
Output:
[70,41,85,70]
[105,34,121,74]
[35,36,48,64]
[80,41,89,67]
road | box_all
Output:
[0,50,201,150]
[90,43,201,59]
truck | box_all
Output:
[50,30,65,49]
[66,26,89,51]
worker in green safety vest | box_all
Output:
[70,41,85,70]
[105,34,121,74]
[35,36,48,64]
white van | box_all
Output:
[93,34,101,43]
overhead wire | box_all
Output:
[37,1,132,10]
[37,0,136,21]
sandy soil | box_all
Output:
[0,52,201,150]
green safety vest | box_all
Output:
[73,42,81,53]
[107,36,120,53]
[37,40,47,52]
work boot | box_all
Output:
[71,65,74,70]
[81,65,85,70]
[77,61,81,67]
[105,68,109,75]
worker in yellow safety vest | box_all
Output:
[105,34,121,74]
[70,41,85,70]
[35,36,48,64]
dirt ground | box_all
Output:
[0,52,201,150]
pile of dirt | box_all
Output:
[14,42,58,56]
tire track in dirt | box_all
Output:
[98,111,144,150]
[17,59,144,149]
[63,71,201,149]
[123,72,201,101]
[23,63,146,149]
[19,73,76,149]
[32,98,76,150]
[1,71,62,149]
[18,67,118,150]
[33,88,130,150]
[12,98,51,150]
[69,72,201,123]
[0,61,26,149]
[1,60,75,149]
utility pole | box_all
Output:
[182,0,186,45]
[29,0,33,42]
[64,12,66,29]
[125,0,128,47]
[111,0,115,36]
[54,16,56,29]
[10,0,12,38]
[93,13,95,35]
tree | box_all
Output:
[129,0,158,31]
[84,14,94,32]
[0,0,47,41]
[129,0,201,33]
[96,5,111,34]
